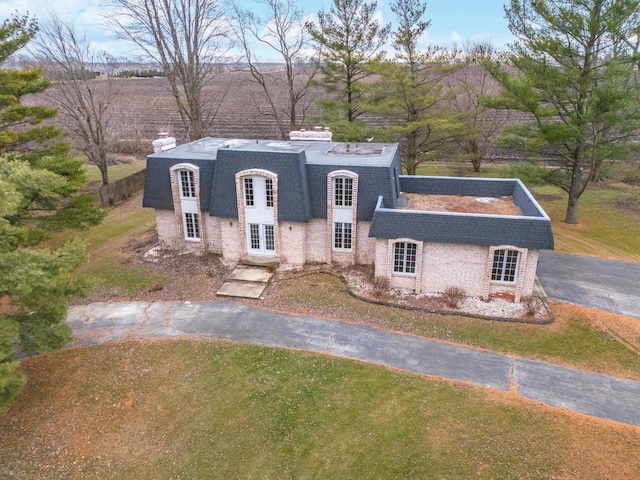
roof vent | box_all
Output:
[327,143,384,155]
[222,139,250,148]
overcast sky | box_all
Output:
[0,0,515,60]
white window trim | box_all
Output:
[170,163,202,243]
[392,241,418,275]
[333,221,353,251]
[490,247,523,284]
[183,212,201,241]
[327,170,358,254]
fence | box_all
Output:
[97,169,146,207]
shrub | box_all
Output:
[443,286,466,308]
[373,276,390,292]
[521,295,543,316]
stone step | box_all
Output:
[216,281,267,299]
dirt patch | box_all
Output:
[400,193,523,216]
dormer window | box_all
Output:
[334,177,353,206]
[244,178,254,206]
[179,170,196,198]
[170,163,201,242]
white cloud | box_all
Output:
[450,31,463,45]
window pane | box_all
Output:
[249,223,260,249]
[333,222,352,250]
[265,178,274,207]
[265,224,275,251]
[334,222,343,249]
[180,170,195,198]
[393,242,405,273]
[504,250,519,282]
[184,213,200,239]
[334,177,353,207]
[491,250,505,281]
[405,243,416,273]
[343,178,353,206]
[491,249,519,282]
[334,178,343,206]
[393,242,417,274]
[244,178,254,206]
[343,222,352,249]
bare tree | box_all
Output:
[104,0,233,141]
[444,42,508,172]
[33,15,118,186]
[231,0,319,139]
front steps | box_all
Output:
[216,264,275,299]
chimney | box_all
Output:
[289,126,332,142]
[152,132,177,153]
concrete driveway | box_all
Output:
[537,250,640,320]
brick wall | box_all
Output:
[156,209,182,249]
[356,221,375,265]
[203,216,222,254]
[305,219,328,263]
[279,222,306,266]
[220,220,241,262]
[422,243,488,296]
[374,238,538,300]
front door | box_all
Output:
[243,176,275,256]
[248,223,275,254]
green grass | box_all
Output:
[42,199,166,294]
[273,274,640,378]
[531,182,640,261]
[84,159,146,184]
[2,341,639,479]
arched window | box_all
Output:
[170,163,201,241]
[236,169,278,256]
[328,171,358,252]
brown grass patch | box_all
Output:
[400,193,523,215]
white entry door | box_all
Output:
[243,176,275,255]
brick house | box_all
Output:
[142,135,554,301]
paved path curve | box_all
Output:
[538,251,640,320]
[67,300,640,428]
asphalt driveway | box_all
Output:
[537,250,640,320]
[67,300,640,427]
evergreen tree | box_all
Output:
[0,14,88,412]
[307,0,390,139]
[486,0,640,224]
[366,0,461,174]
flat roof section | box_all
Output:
[398,194,523,216]
[148,137,399,167]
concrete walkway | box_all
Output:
[67,300,640,428]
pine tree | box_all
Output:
[486,0,640,223]
[307,0,390,139]
[0,14,88,411]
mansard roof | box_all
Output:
[143,137,553,250]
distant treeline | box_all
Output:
[114,69,166,78]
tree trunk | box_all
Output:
[564,191,580,224]
[99,163,109,186]
[564,160,583,224]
